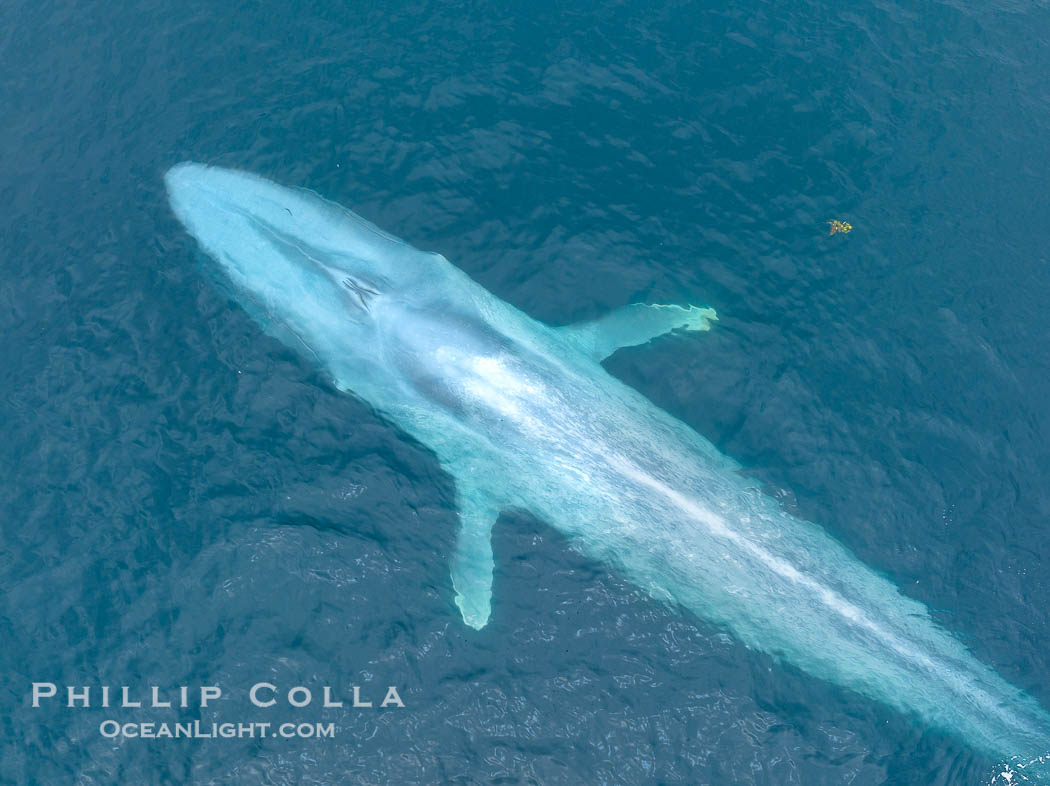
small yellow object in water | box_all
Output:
[827,219,853,235]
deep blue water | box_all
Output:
[3,0,1050,783]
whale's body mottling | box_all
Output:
[165,162,1050,770]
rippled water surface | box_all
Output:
[3,0,1050,783]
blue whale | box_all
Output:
[165,162,1050,772]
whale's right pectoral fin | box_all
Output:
[558,303,718,361]
[450,486,501,630]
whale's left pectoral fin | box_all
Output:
[558,303,717,361]
[450,487,501,630]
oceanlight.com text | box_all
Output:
[98,720,336,739]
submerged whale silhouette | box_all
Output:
[165,162,1050,771]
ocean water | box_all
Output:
[3,0,1050,783]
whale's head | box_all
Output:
[165,162,446,387]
